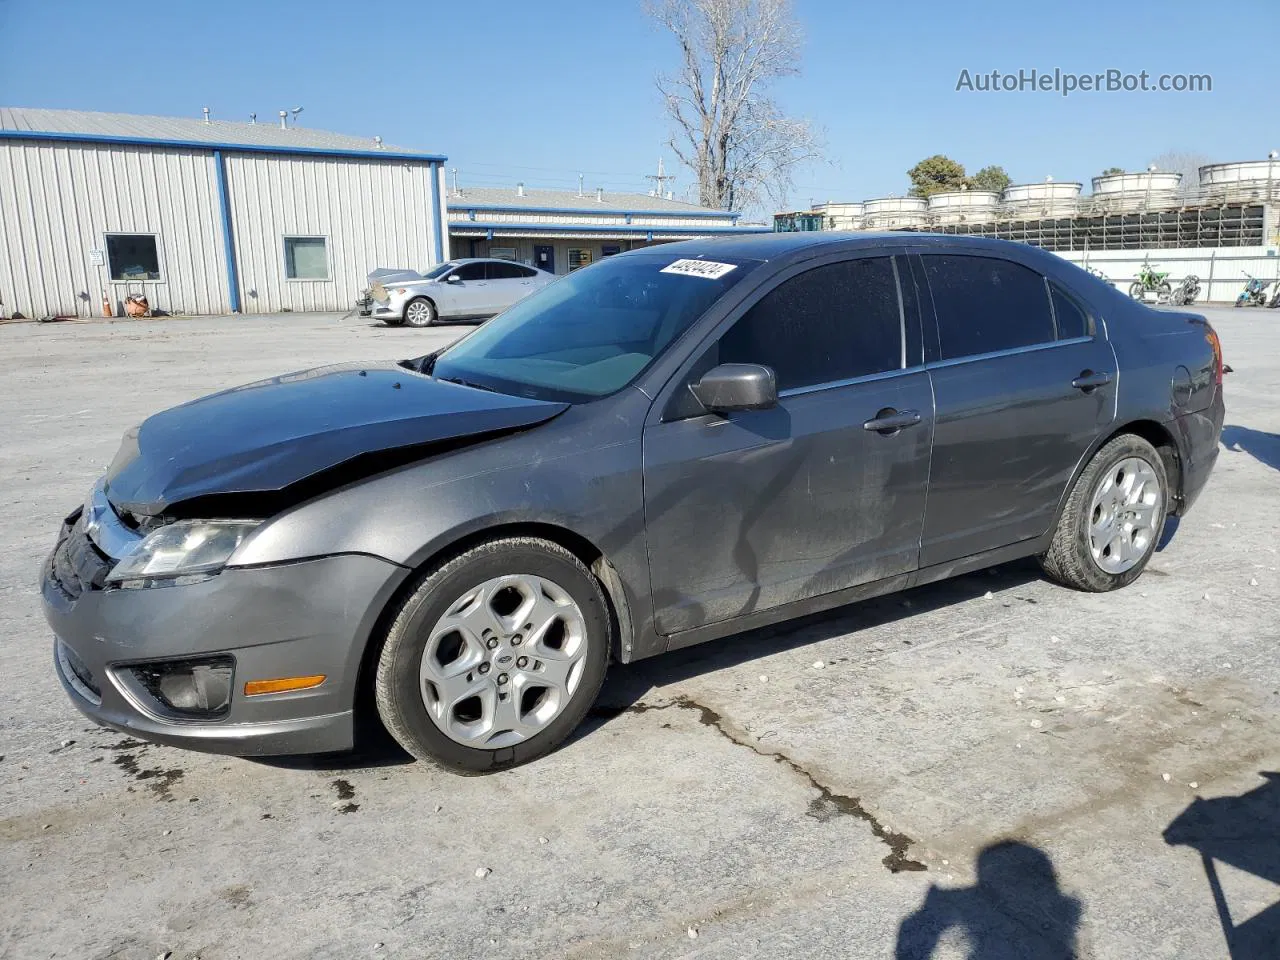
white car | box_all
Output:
[360,258,556,327]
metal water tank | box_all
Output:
[1001,180,1082,218]
[926,190,1000,224]
[1198,158,1280,203]
[1090,170,1182,211]
[811,201,866,231]
[862,196,928,229]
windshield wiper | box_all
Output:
[436,374,499,394]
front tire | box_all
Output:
[404,297,436,327]
[374,537,612,773]
[1040,434,1168,592]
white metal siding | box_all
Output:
[225,153,442,313]
[0,140,229,318]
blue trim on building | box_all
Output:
[449,222,770,236]
[0,129,447,163]
[428,162,445,263]
[212,150,241,313]
[448,203,739,221]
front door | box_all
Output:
[642,254,934,636]
[440,261,491,318]
[533,245,555,276]
[915,252,1117,566]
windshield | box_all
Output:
[431,253,757,402]
[423,262,456,280]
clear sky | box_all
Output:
[1,0,1275,213]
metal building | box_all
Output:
[446,185,766,275]
[0,107,449,318]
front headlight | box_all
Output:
[106,520,259,586]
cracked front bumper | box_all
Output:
[41,521,409,757]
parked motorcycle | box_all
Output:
[1235,275,1275,308]
[1164,275,1202,306]
[1129,262,1171,301]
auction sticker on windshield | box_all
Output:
[660,259,738,280]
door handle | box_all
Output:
[1072,371,1113,391]
[863,408,923,435]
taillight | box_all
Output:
[1204,324,1224,386]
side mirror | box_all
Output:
[445,273,462,284]
[690,363,777,413]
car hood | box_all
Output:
[104,362,568,516]
[366,267,425,285]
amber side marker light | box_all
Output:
[244,675,326,696]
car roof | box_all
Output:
[616,231,1057,264]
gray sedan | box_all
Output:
[43,233,1224,772]
[361,257,555,327]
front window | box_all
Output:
[430,254,758,402]
[284,236,329,280]
[105,233,161,281]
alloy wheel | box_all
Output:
[418,574,588,748]
[1088,457,1162,574]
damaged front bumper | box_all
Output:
[41,510,409,756]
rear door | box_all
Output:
[485,261,532,314]
[641,253,935,636]
[914,252,1116,566]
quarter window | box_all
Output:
[105,234,161,281]
[923,255,1055,360]
[717,257,903,391]
[1051,284,1090,339]
[283,237,329,280]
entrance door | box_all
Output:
[642,254,934,636]
[533,245,555,275]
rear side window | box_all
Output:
[1051,284,1090,339]
[923,255,1055,360]
[486,261,525,280]
[718,257,903,391]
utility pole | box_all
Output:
[646,158,676,197]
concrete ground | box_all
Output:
[1,307,1276,960]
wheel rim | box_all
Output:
[418,574,588,748]
[1088,457,1162,575]
[406,301,431,325]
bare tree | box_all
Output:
[1149,151,1215,196]
[648,0,823,213]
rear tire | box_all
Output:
[1040,434,1168,592]
[1128,282,1146,301]
[404,297,436,328]
[374,537,611,773]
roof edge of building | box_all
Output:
[0,128,447,163]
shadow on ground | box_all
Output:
[1164,771,1280,959]
[1220,425,1280,472]
[894,841,1082,959]
[584,559,1042,733]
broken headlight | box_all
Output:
[106,520,259,586]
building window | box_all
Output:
[601,245,621,257]
[105,234,161,281]
[489,246,517,261]
[284,236,329,280]
[568,248,593,271]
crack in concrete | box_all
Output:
[594,697,927,873]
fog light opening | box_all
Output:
[129,656,234,719]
